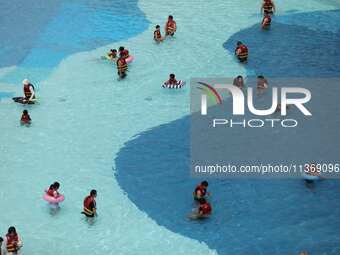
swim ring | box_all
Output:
[43,193,65,204]
[162,80,186,89]
[126,56,134,63]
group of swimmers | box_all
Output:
[44,182,98,218]
[153,15,177,42]
[105,46,130,79]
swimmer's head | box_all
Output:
[53,182,60,190]
[168,15,173,20]
[237,41,243,46]
[237,75,243,80]
[201,181,209,187]
[257,75,264,79]
[119,46,125,51]
[110,49,117,53]
[169,73,175,79]
[23,110,28,115]
[90,189,97,197]
[7,226,17,235]
[156,25,160,29]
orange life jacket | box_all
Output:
[166,20,176,33]
[236,45,248,60]
[194,185,207,197]
[154,30,162,40]
[263,1,274,13]
[117,58,128,73]
[21,113,31,124]
[199,202,212,215]
[6,234,19,253]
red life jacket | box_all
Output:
[6,234,19,253]
[236,45,248,59]
[21,113,31,124]
[24,84,33,98]
[263,1,273,13]
[199,202,212,215]
[47,188,55,197]
[194,185,207,197]
[117,58,128,72]
[83,195,96,216]
[120,49,129,58]
[154,30,162,40]
[166,20,176,33]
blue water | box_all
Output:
[115,9,340,255]
[223,10,340,78]
[0,0,149,84]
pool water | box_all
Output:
[1,0,340,254]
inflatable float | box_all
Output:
[12,97,36,104]
[125,55,134,63]
[43,193,65,204]
[162,80,186,89]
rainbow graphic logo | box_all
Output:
[196,82,222,104]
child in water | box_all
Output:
[165,74,177,85]
[20,110,31,126]
[107,49,117,60]
[154,25,164,42]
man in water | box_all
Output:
[165,15,177,36]
[4,227,23,255]
[193,181,210,202]
[117,55,128,79]
[82,189,97,218]
[261,13,272,29]
[235,41,248,63]
[13,79,36,104]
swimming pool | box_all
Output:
[0,0,339,254]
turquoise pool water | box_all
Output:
[1,0,339,254]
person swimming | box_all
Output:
[235,41,248,63]
[154,25,164,42]
[13,79,36,104]
[261,13,272,29]
[46,182,61,198]
[193,181,210,202]
[107,49,117,60]
[20,110,31,126]
[257,75,268,89]
[117,55,128,79]
[188,198,212,220]
[119,46,130,59]
[261,0,275,15]
[4,227,23,255]
[164,74,178,85]
[233,75,244,88]
[82,189,97,218]
[165,15,177,36]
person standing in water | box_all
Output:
[82,189,97,218]
[117,55,128,79]
[3,227,23,255]
[154,25,164,42]
[233,75,245,88]
[235,41,248,63]
[193,181,210,202]
[165,15,177,36]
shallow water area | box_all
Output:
[1,0,340,254]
